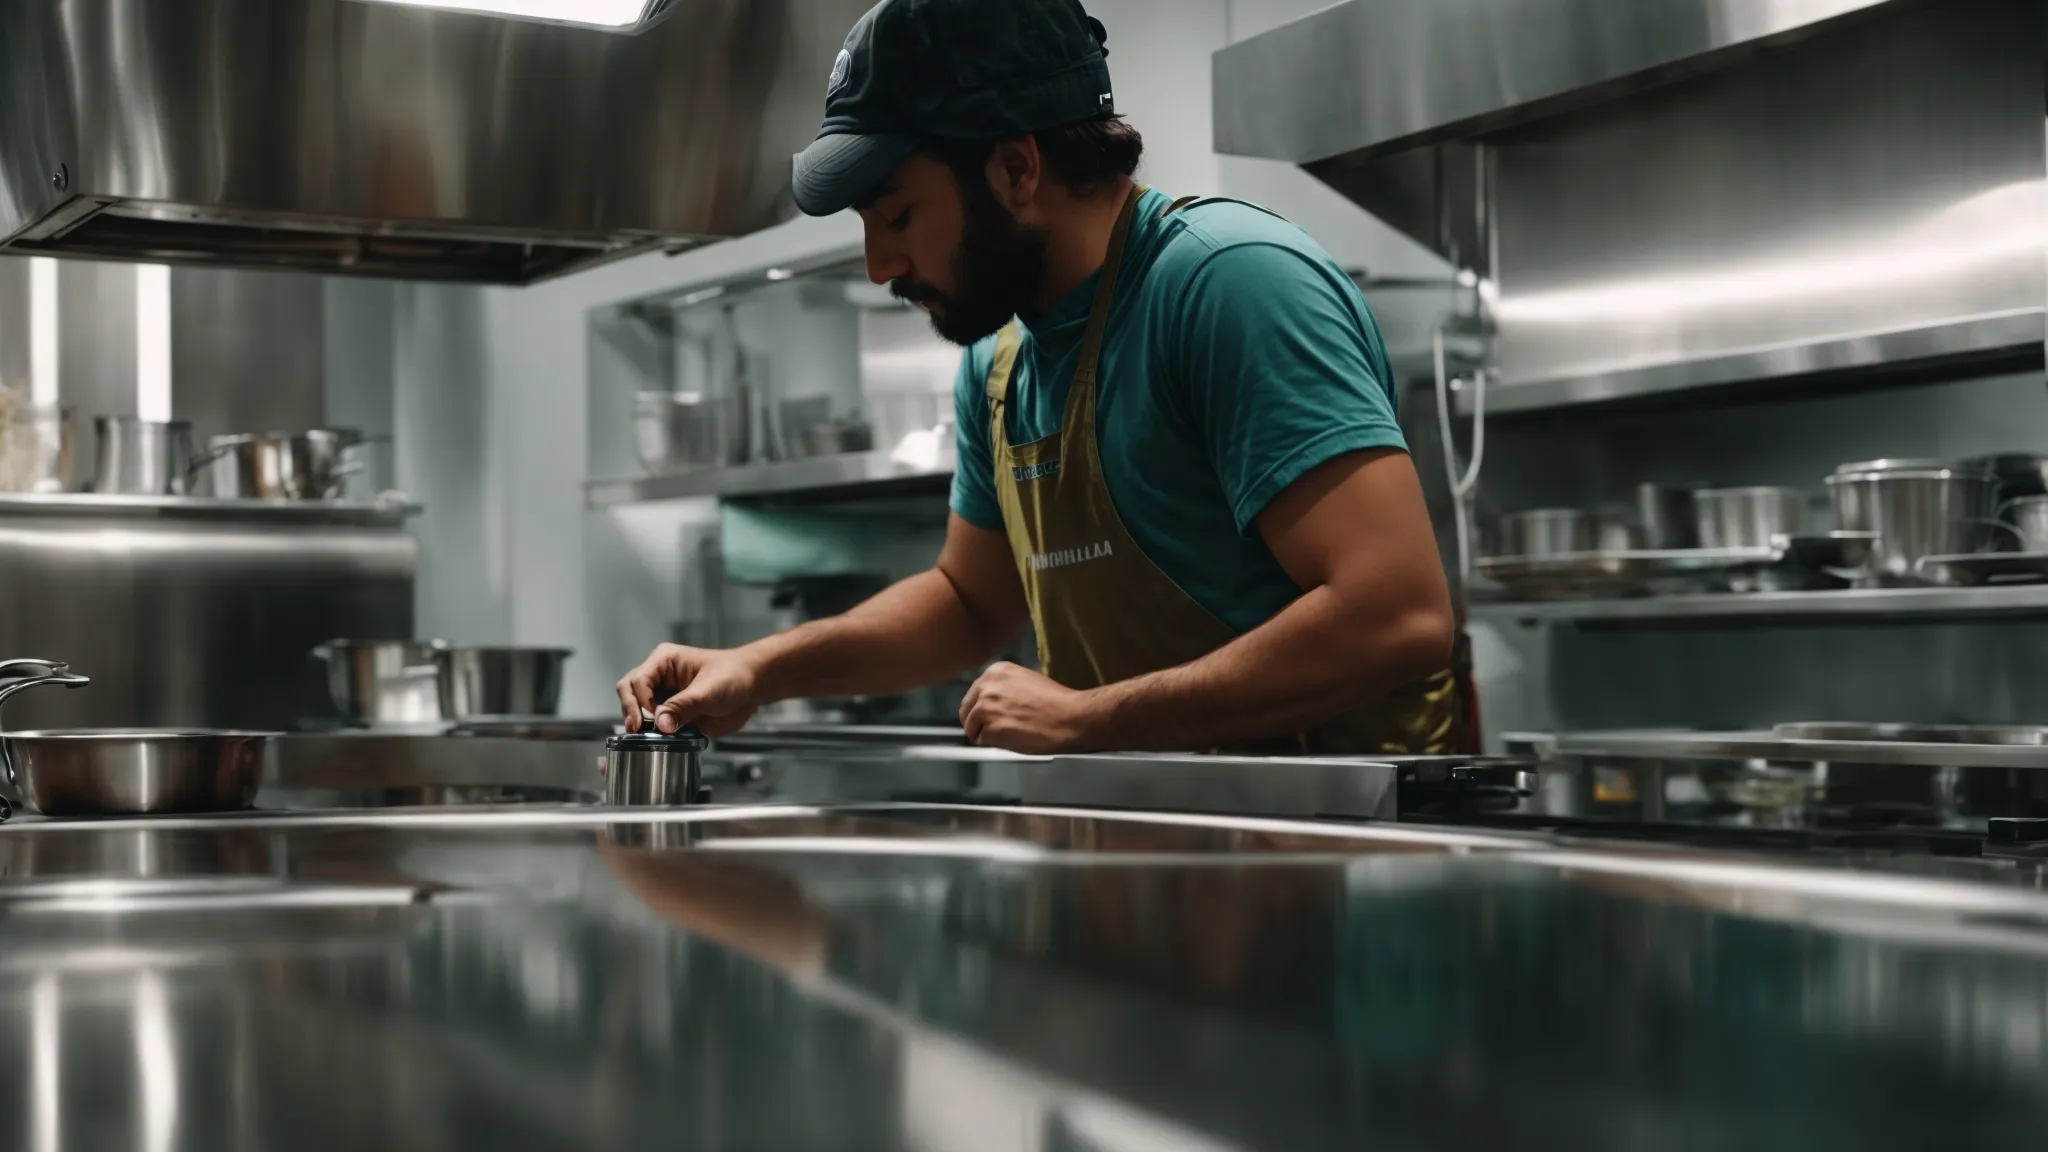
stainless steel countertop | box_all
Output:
[0,802,2044,1149]
[269,733,1408,820]
[1517,727,2048,770]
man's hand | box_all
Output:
[616,644,763,738]
[959,662,1099,754]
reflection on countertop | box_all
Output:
[0,804,2043,1150]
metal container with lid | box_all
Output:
[604,730,710,807]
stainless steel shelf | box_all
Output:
[1456,311,2045,416]
[0,492,420,525]
[1469,582,2048,625]
[585,452,952,507]
[1514,728,2048,771]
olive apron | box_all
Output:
[985,187,1462,756]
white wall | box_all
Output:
[379,0,1449,716]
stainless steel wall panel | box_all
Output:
[55,260,137,423]
[1217,0,2047,411]
[1487,0,2047,399]
[170,266,327,446]
[0,260,25,389]
[0,511,415,729]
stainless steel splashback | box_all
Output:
[1215,0,2048,411]
[0,499,416,730]
[0,0,869,284]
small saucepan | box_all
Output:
[0,660,277,818]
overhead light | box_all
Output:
[28,258,58,409]
[135,266,172,424]
[350,0,676,31]
[764,268,796,282]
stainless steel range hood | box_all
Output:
[0,0,869,284]
[1215,0,2048,413]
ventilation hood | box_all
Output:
[0,0,869,284]
[1213,0,2047,413]
[1212,0,1916,276]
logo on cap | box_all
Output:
[828,49,852,96]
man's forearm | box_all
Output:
[743,568,1008,703]
[1079,584,1450,751]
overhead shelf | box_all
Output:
[0,492,420,525]
[1468,583,2048,626]
[585,451,952,508]
[1456,311,2046,417]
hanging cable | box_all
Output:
[1433,326,1488,585]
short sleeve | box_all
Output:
[1173,242,1408,532]
[948,340,1005,531]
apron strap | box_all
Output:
[1071,184,1148,388]
[985,322,1024,404]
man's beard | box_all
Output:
[890,177,1048,347]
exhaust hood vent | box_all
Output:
[0,0,870,284]
[1213,0,2046,412]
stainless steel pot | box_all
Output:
[437,646,572,719]
[201,430,361,500]
[794,419,876,458]
[1494,508,1595,558]
[603,730,709,806]
[1692,486,1808,549]
[633,392,748,474]
[92,416,194,495]
[2003,495,2048,553]
[310,639,447,725]
[1826,462,2004,586]
[4,729,272,816]
[0,662,275,816]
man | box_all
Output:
[617,0,1461,755]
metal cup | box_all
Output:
[603,730,709,806]
[1634,483,1699,549]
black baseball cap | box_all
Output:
[791,0,1115,217]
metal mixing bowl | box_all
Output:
[436,647,572,719]
[311,639,447,725]
[2,729,275,816]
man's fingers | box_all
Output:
[959,672,991,727]
[654,683,715,732]
[616,681,643,732]
[657,668,753,733]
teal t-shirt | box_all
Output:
[949,188,1408,634]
